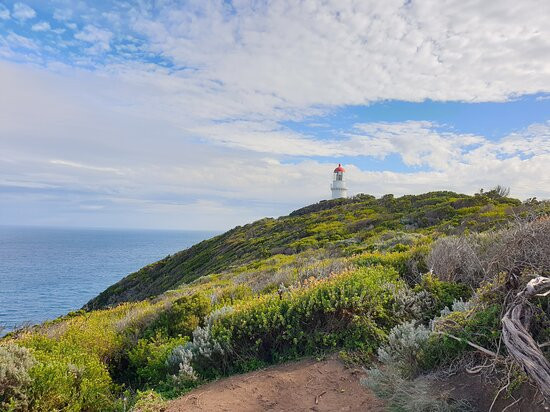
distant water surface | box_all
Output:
[0,226,216,333]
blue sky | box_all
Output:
[0,1,549,230]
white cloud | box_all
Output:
[53,8,72,21]
[346,122,485,171]
[0,1,550,229]
[12,2,36,21]
[187,119,487,170]
[0,61,548,212]
[31,22,51,32]
[2,32,39,50]
[129,0,550,113]
[74,25,113,53]
[49,160,124,175]
[79,204,104,210]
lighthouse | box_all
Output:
[331,164,348,199]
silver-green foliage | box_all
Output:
[391,287,436,321]
[0,343,35,410]
[362,367,472,412]
[377,321,430,378]
[438,298,473,318]
[167,324,225,386]
[364,322,473,411]
[431,298,474,331]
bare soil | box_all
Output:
[431,370,548,412]
[166,357,385,412]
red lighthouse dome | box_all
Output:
[334,164,345,173]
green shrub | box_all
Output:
[131,389,166,412]
[420,304,502,370]
[414,274,470,319]
[128,333,188,388]
[354,246,429,284]
[166,324,225,390]
[289,236,319,251]
[146,294,211,339]
[207,267,404,376]
[389,287,437,323]
[21,335,119,411]
[216,284,253,306]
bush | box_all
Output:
[166,324,226,392]
[146,294,211,338]
[132,390,166,412]
[487,217,550,277]
[21,335,120,411]
[128,333,188,388]
[428,218,550,288]
[207,267,404,376]
[362,366,473,412]
[414,274,470,319]
[390,287,437,323]
[377,321,430,378]
[421,304,502,370]
[216,284,253,306]
[296,257,351,284]
[0,343,35,410]
[427,236,485,286]
[372,231,424,251]
[363,320,473,411]
[354,246,429,284]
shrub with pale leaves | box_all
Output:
[167,324,225,387]
[390,286,437,321]
[431,298,474,332]
[206,306,234,326]
[0,343,35,410]
[362,366,473,412]
[377,321,431,378]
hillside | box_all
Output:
[86,190,524,309]
[2,189,549,411]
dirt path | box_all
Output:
[166,357,385,412]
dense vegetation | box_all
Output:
[86,190,525,309]
[1,190,549,411]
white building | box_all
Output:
[331,164,348,199]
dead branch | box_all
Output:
[435,331,500,359]
[501,396,522,412]
[501,276,550,402]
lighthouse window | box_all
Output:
[336,172,342,181]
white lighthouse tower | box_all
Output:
[331,164,348,199]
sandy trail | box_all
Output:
[166,357,385,412]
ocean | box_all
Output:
[0,226,216,334]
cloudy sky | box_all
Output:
[1,0,549,230]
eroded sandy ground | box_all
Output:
[166,357,385,412]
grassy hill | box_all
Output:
[86,190,524,309]
[2,190,549,411]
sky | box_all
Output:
[0,0,549,230]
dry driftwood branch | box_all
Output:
[435,331,500,359]
[501,276,550,401]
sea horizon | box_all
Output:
[0,225,217,334]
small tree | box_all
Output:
[486,185,510,198]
